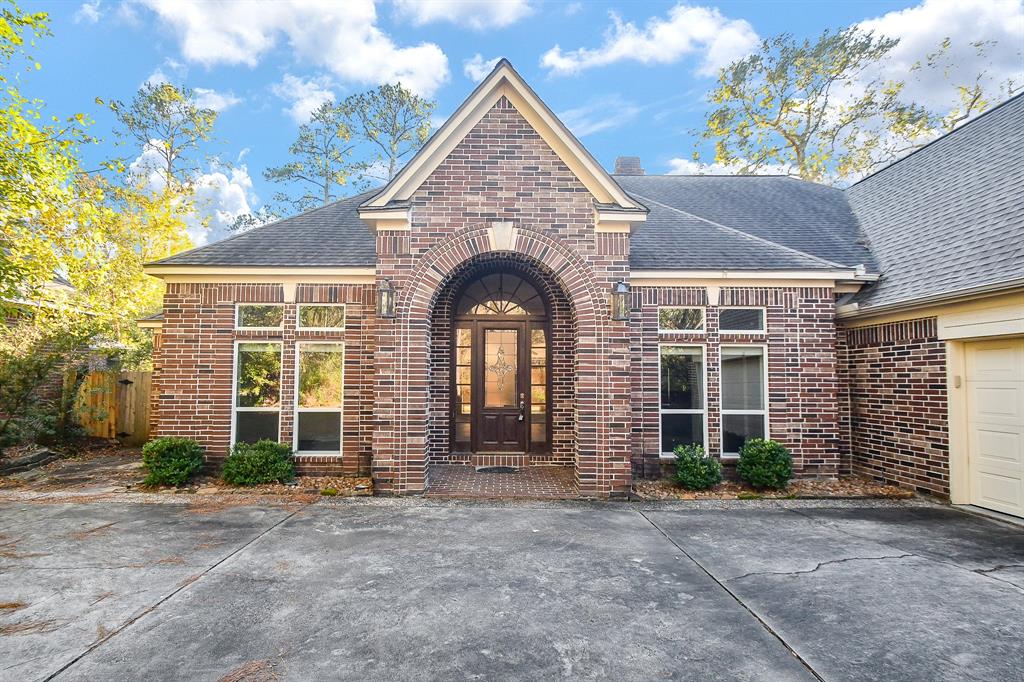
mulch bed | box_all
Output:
[634,476,914,500]
[173,475,374,498]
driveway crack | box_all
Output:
[638,511,825,682]
[726,554,915,582]
[43,507,304,681]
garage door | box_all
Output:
[966,338,1024,517]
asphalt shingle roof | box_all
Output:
[151,191,377,267]
[846,94,1024,310]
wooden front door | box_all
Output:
[449,271,550,455]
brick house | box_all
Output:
[142,61,1024,513]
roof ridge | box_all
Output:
[628,192,852,270]
[149,189,378,266]
[848,91,1024,189]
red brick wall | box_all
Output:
[631,286,843,478]
[839,317,949,496]
[153,282,375,476]
[373,95,633,497]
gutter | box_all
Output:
[837,277,1024,320]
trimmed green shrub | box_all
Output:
[736,438,793,490]
[672,443,723,490]
[221,440,295,486]
[141,437,205,487]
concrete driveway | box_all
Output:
[1,498,1022,681]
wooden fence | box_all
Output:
[75,370,152,446]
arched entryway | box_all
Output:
[427,255,576,476]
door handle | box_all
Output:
[518,392,525,421]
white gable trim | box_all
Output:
[360,59,645,214]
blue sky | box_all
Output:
[19,0,1024,244]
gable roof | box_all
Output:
[846,93,1024,312]
[361,59,644,214]
[616,175,873,271]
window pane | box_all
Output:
[298,344,344,408]
[723,414,765,453]
[298,305,345,329]
[457,274,544,316]
[659,307,704,331]
[297,412,341,452]
[720,308,764,331]
[722,347,764,410]
[236,343,281,407]
[235,411,278,444]
[531,422,547,443]
[661,413,704,453]
[455,422,470,443]
[660,347,704,410]
[238,304,283,328]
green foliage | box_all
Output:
[221,440,295,486]
[141,437,205,487]
[0,312,97,450]
[736,439,793,490]
[320,487,338,497]
[348,83,434,183]
[671,443,723,490]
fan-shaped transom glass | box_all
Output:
[456,273,545,317]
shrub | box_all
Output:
[736,438,793,490]
[671,443,723,490]
[221,440,295,486]
[141,437,205,487]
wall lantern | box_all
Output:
[610,280,630,321]
[377,278,396,319]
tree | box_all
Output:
[347,83,434,183]
[264,101,357,213]
[696,27,926,183]
[111,82,217,191]
[0,2,92,309]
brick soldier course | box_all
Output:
[141,61,1024,502]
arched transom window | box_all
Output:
[456,273,545,317]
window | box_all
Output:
[295,342,344,453]
[236,304,284,329]
[660,345,705,455]
[233,342,282,445]
[297,304,346,330]
[659,307,704,332]
[721,346,768,454]
[453,326,472,449]
[720,307,765,333]
[456,273,545,316]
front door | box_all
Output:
[478,324,526,451]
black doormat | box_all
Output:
[474,466,520,474]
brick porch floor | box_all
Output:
[426,464,578,499]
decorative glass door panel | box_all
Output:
[484,329,518,407]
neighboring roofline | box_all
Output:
[848,91,1024,190]
[627,192,857,270]
[361,58,645,212]
[836,277,1024,320]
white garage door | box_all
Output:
[966,338,1024,517]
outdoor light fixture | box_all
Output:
[377,278,396,319]
[610,280,630,321]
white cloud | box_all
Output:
[271,74,337,124]
[564,2,583,17]
[74,1,102,23]
[666,158,789,176]
[858,0,1024,113]
[558,97,641,137]
[463,54,501,82]
[541,4,759,78]
[394,0,532,30]
[192,87,242,112]
[138,0,450,96]
[143,58,186,87]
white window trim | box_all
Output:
[720,343,770,457]
[230,340,284,448]
[296,303,347,332]
[658,306,706,334]
[235,303,285,331]
[658,343,709,459]
[293,340,345,456]
[718,306,767,334]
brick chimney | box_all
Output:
[614,156,644,175]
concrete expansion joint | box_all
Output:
[726,554,916,582]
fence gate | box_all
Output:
[76,370,152,446]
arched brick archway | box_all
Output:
[372,223,632,498]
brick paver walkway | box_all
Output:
[426,464,577,499]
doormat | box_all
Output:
[474,466,520,474]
